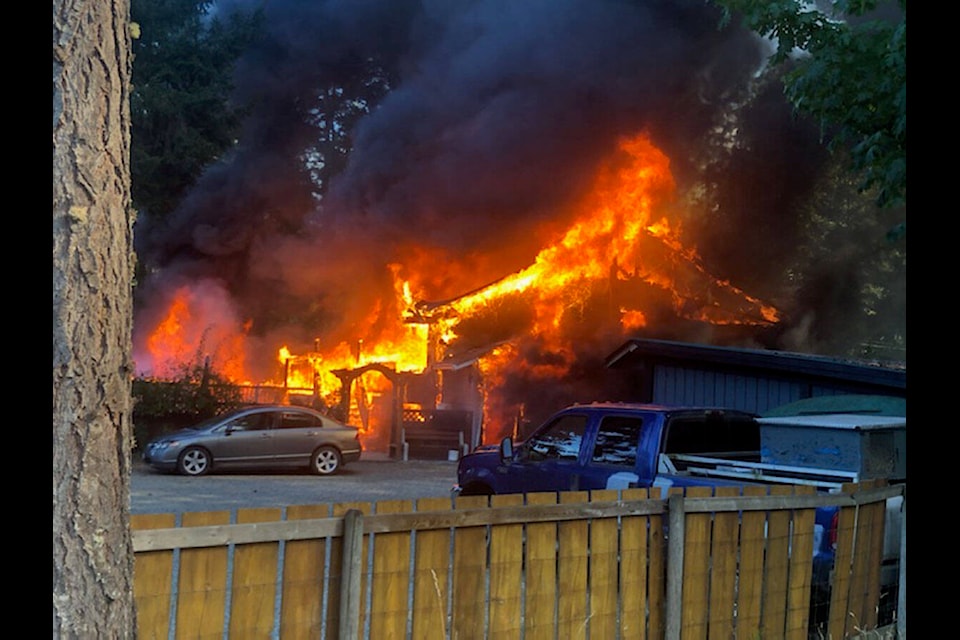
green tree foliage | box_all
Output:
[302,68,395,201]
[712,0,906,211]
[782,152,906,359]
[130,0,262,219]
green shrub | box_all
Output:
[132,361,243,451]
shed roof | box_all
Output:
[605,338,906,392]
[762,394,906,417]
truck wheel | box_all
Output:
[458,483,493,496]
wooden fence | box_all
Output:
[131,482,905,639]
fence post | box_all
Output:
[665,492,686,640]
[339,509,364,639]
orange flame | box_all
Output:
[141,282,249,382]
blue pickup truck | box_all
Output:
[453,402,904,608]
[453,402,870,496]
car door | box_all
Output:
[577,413,646,490]
[271,408,326,467]
[500,412,591,493]
[208,409,277,467]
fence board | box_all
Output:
[619,488,653,640]
[680,485,713,640]
[735,486,768,638]
[132,513,177,640]
[558,491,590,639]
[488,493,524,639]
[280,504,331,640]
[369,499,413,640]
[861,494,886,630]
[646,488,666,640]
[411,497,452,639]
[841,480,888,637]
[589,489,621,639]
[851,481,885,631]
[451,494,489,638]
[176,510,231,640]
[230,507,282,639]
[785,486,816,640]
[829,495,859,638]
[848,498,870,631]
[330,501,372,638]
[709,486,740,639]
[524,492,559,640]
[762,485,793,638]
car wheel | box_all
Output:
[178,446,211,476]
[311,446,342,476]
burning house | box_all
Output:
[131,1,903,459]
[139,133,784,458]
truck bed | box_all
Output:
[660,452,860,491]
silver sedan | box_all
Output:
[142,404,363,476]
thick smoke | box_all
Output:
[133,0,871,396]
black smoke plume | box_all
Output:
[132,0,851,415]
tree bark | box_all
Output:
[53,0,137,637]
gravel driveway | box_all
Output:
[130,454,460,515]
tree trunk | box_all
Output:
[53,0,136,637]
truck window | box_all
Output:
[663,416,760,460]
[526,415,588,462]
[591,416,642,467]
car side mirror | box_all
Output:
[499,436,514,463]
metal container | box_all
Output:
[757,413,906,481]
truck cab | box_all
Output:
[453,402,762,496]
